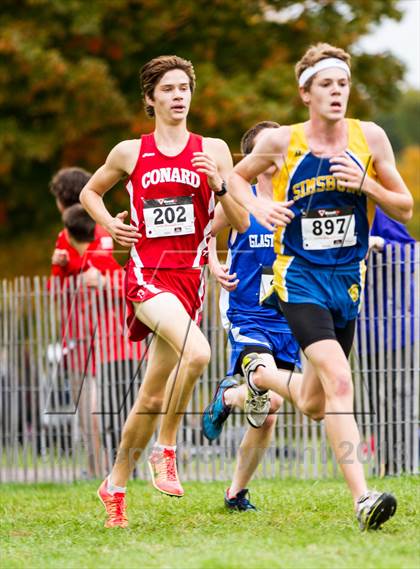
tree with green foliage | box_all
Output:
[397,145,420,240]
[375,90,420,154]
[0,0,407,255]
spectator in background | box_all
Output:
[55,204,120,283]
[369,207,416,252]
[49,167,114,271]
[359,207,417,476]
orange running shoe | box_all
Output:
[148,448,184,497]
[97,478,128,528]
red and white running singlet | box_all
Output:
[125,132,215,271]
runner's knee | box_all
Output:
[298,396,325,421]
[301,404,325,422]
[183,342,211,374]
[326,370,353,400]
[137,393,164,414]
[314,360,353,401]
[259,413,277,431]
[251,365,268,391]
[269,392,282,413]
[307,408,325,422]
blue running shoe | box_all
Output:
[202,377,238,441]
[224,488,257,512]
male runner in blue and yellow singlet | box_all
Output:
[227,43,413,531]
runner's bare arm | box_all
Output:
[228,128,295,231]
[80,141,142,246]
[366,124,413,222]
[208,236,239,292]
[330,123,413,223]
[211,202,231,236]
[195,138,249,233]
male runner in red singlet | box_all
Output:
[80,55,246,528]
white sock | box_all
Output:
[107,475,126,494]
[154,443,177,451]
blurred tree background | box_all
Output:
[0,0,418,276]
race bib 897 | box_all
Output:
[301,207,356,250]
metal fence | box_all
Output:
[1,243,419,483]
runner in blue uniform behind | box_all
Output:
[202,122,302,511]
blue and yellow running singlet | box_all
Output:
[273,119,376,267]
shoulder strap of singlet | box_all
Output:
[272,123,309,202]
[140,132,155,152]
[127,133,153,180]
[289,123,309,154]
[187,132,203,152]
[346,119,377,226]
[346,119,375,175]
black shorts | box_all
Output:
[279,301,356,357]
[232,344,296,376]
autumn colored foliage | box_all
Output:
[0,0,417,274]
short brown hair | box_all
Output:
[240,121,281,155]
[295,43,351,90]
[62,204,95,243]
[140,55,196,118]
[49,167,91,209]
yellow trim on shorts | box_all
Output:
[358,259,367,312]
[273,254,295,302]
[359,259,367,288]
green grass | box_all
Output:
[1,477,419,569]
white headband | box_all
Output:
[298,57,351,87]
